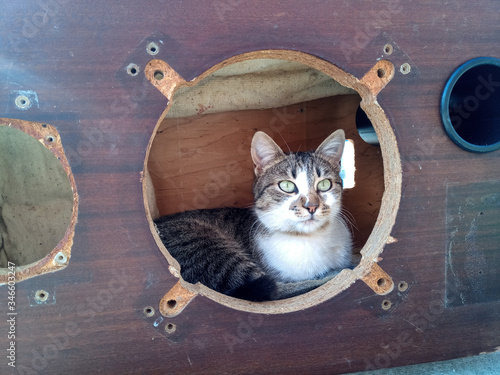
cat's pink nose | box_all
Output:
[305,203,318,214]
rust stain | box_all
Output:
[144,59,185,101]
[359,59,395,99]
[196,104,211,115]
[361,263,394,295]
[0,118,78,284]
[159,280,197,317]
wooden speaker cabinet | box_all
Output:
[0,1,499,374]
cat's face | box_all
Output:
[251,130,345,234]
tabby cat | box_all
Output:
[154,129,353,301]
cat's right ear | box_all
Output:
[251,131,285,176]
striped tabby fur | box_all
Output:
[154,130,352,301]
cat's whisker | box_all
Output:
[275,131,292,154]
[340,207,358,232]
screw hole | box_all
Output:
[377,68,386,78]
[381,299,392,310]
[383,44,394,55]
[44,135,55,143]
[165,323,176,333]
[143,306,155,317]
[154,70,164,80]
[377,278,386,287]
[126,63,140,77]
[400,63,411,75]
[54,251,67,265]
[15,95,31,109]
[167,299,177,309]
[147,42,160,56]
[398,281,408,292]
[35,290,49,302]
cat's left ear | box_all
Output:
[251,131,285,175]
[316,129,345,164]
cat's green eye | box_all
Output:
[278,180,296,193]
[317,179,332,192]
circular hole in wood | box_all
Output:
[381,299,392,310]
[398,281,408,292]
[147,42,160,56]
[126,63,140,77]
[54,251,67,265]
[44,134,55,143]
[165,323,176,333]
[377,68,386,78]
[166,299,177,309]
[143,306,155,317]
[383,44,394,55]
[0,125,74,269]
[15,95,31,110]
[144,51,401,314]
[154,70,164,80]
[400,63,411,75]
[35,290,49,302]
[441,56,500,152]
[0,121,78,284]
[377,278,386,287]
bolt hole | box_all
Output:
[167,299,177,309]
[383,44,394,55]
[147,42,160,56]
[126,63,140,77]
[154,70,164,80]
[398,281,408,292]
[143,306,155,317]
[377,68,386,78]
[377,278,386,287]
[15,95,31,109]
[44,135,55,143]
[35,290,49,302]
[165,323,176,334]
[54,251,67,265]
[400,63,411,75]
[381,299,392,310]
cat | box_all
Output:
[154,129,353,301]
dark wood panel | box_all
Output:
[0,1,499,374]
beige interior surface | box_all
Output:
[148,95,383,251]
[166,59,357,118]
[0,126,74,267]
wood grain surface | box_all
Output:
[0,1,499,374]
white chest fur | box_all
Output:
[256,222,352,282]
